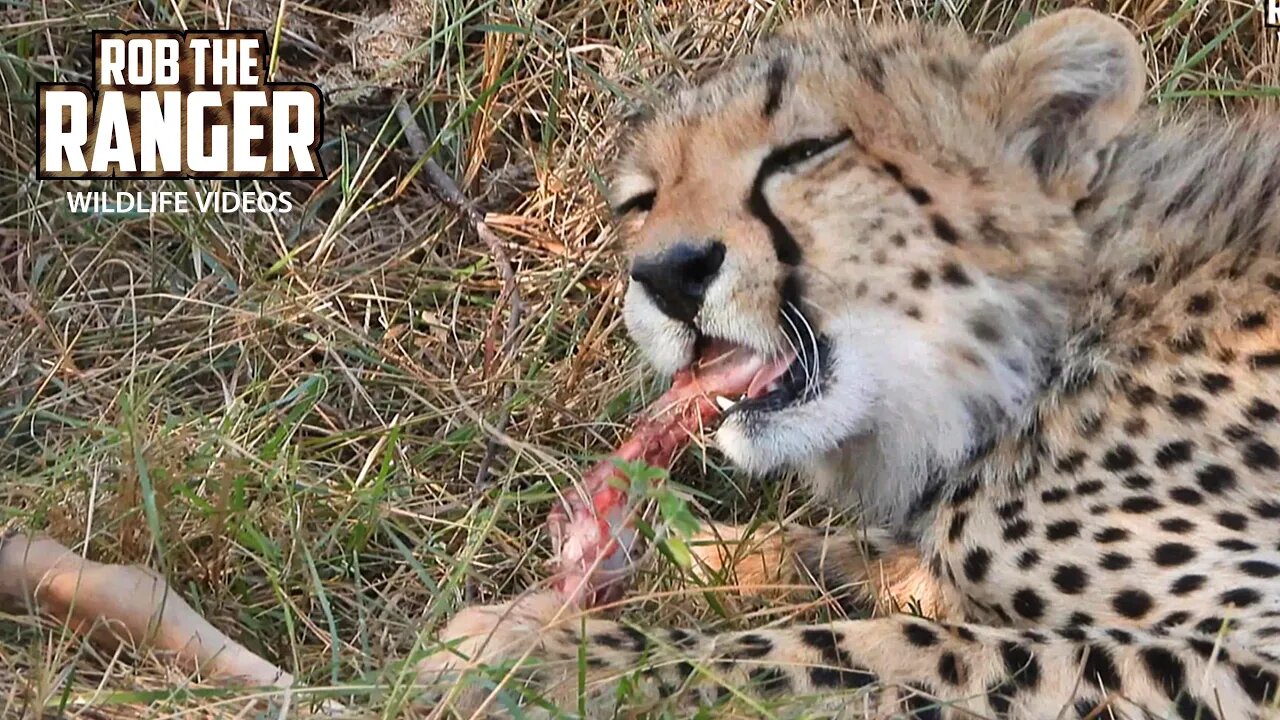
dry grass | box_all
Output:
[0,0,1277,717]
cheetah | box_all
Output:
[421,10,1280,718]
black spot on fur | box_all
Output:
[1081,644,1123,690]
[911,269,931,289]
[1052,565,1088,594]
[903,622,940,647]
[1042,486,1071,503]
[937,651,965,685]
[1217,511,1249,531]
[860,53,886,93]
[732,633,774,658]
[931,215,960,244]
[970,318,1002,344]
[597,626,647,652]
[1128,384,1157,407]
[1152,543,1196,566]
[1249,399,1280,422]
[1237,664,1279,704]
[1101,444,1138,471]
[1196,617,1228,635]
[1155,441,1195,469]
[1120,495,1162,513]
[1240,560,1280,578]
[996,500,1024,519]
[1112,589,1154,618]
[1226,423,1256,442]
[1196,464,1237,494]
[1201,373,1232,394]
[1221,587,1261,607]
[941,263,971,286]
[1003,519,1032,541]
[1056,451,1088,473]
[1250,351,1280,369]
[748,666,790,695]
[669,629,698,650]
[950,477,979,504]
[1175,695,1220,720]
[1095,527,1128,543]
[1243,440,1280,470]
[1000,641,1041,688]
[1240,311,1269,330]
[1141,646,1186,696]
[1168,393,1206,418]
[1017,549,1041,569]
[1186,293,1214,315]
[1075,479,1105,495]
[907,186,932,204]
[1170,486,1205,505]
[1107,629,1134,645]
[1046,520,1080,541]
[1253,499,1280,518]
[801,627,876,689]
[1160,518,1195,534]
[987,683,1013,715]
[1058,626,1087,642]
[1123,473,1152,490]
[1100,552,1132,571]
[1012,588,1046,620]
[1186,637,1219,660]
[1068,612,1094,627]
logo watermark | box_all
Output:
[37,30,324,214]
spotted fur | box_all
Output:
[422,10,1280,718]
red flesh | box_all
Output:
[548,345,793,607]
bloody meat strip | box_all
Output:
[548,344,793,607]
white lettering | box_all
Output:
[43,91,88,173]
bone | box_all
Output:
[0,533,293,688]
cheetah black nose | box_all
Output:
[630,241,726,324]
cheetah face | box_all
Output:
[613,13,1143,512]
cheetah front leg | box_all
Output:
[687,522,965,619]
[419,591,1279,718]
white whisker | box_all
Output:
[788,300,822,399]
[778,305,809,378]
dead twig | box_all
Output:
[394,97,523,486]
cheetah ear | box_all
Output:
[970,9,1145,200]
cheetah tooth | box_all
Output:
[714,395,737,412]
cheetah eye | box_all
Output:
[767,130,853,169]
[614,190,656,217]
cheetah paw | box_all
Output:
[416,591,577,711]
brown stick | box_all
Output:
[394,97,523,486]
[0,533,292,687]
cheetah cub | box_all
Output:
[423,9,1280,718]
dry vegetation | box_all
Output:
[1,0,1278,716]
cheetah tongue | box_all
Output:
[549,343,793,607]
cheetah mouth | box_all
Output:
[692,333,831,415]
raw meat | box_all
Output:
[548,343,793,607]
